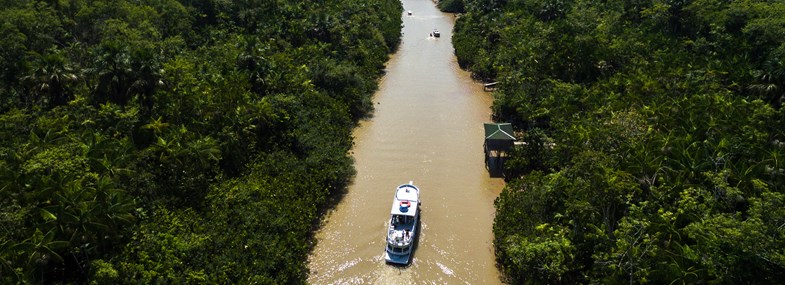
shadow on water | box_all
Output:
[308,177,352,254]
[486,156,506,178]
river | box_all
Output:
[307,0,505,284]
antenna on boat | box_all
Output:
[409,181,413,185]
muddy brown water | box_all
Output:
[307,1,505,284]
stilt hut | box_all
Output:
[483,123,515,177]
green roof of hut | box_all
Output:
[484,123,515,151]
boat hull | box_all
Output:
[385,251,411,265]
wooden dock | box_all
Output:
[483,82,498,92]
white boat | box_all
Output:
[407,10,412,16]
[433,29,440,38]
[384,181,420,264]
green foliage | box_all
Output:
[456,0,785,283]
[0,0,402,283]
[503,227,576,284]
[113,207,212,284]
[438,0,466,13]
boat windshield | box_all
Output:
[392,215,414,225]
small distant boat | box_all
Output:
[433,29,441,37]
[407,10,412,16]
[384,181,420,265]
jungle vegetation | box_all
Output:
[0,0,401,283]
[452,0,785,283]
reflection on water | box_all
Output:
[307,0,504,284]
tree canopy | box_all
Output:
[453,0,785,283]
[0,0,402,283]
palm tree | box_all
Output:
[237,36,271,96]
[749,57,785,108]
[22,51,78,108]
[92,41,131,105]
[128,47,164,111]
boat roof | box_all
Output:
[391,183,419,217]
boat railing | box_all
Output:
[387,229,413,246]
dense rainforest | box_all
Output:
[0,0,401,283]
[452,0,785,283]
